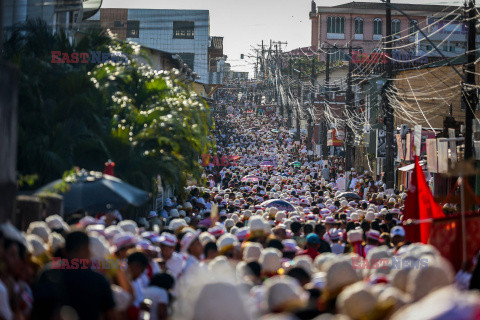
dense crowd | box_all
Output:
[1,106,480,320]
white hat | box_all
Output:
[282,239,300,253]
[158,232,178,247]
[391,226,405,237]
[27,221,50,243]
[242,242,263,262]
[407,256,454,301]
[26,234,48,257]
[292,255,315,275]
[314,253,338,272]
[118,220,138,235]
[347,229,363,243]
[169,218,187,232]
[170,209,180,218]
[224,218,235,229]
[112,232,136,251]
[365,211,375,222]
[180,230,201,254]
[49,232,65,252]
[264,276,308,313]
[336,282,377,319]
[199,232,216,246]
[325,257,362,293]
[259,248,282,273]
[89,233,111,260]
[45,215,68,231]
[217,233,239,254]
[191,282,251,320]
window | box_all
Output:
[178,53,195,70]
[392,19,401,38]
[443,45,455,52]
[354,18,364,34]
[126,20,139,38]
[173,21,194,39]
[327,16,345,33]
[373,18,383,40]
[409,20,418,35]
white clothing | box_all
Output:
[166,252,185,279]
[132,277,145,307]
[331,243,345,255]
[336,176,346,192]
[142,286,169,320]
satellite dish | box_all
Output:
[82,0,103,20]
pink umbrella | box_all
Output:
[241,175,259,183]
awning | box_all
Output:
[398,160,426,172]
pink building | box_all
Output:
[309,1,459,61]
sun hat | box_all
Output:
[314,253,338,272]
[366,229,381,242]
[217,233,239,255]
[282,239,300,253]
[27,221,51,243]
[365,211,375,222]
[181,230,201,254]
[264,276,308,313]
[260,248,282,273]
[208,225,225,238]
[26,234,48,257]
[242,242,263,261]
[118,220,138,235]
[336,282,377,319]
[49,232,65,252]
[158,232,178,247]
[45,215,69,231]
[328,228,342,241]
[112,232,137,251]
[199,232,216,247]
[89,233,112,259]
[235,227,249,242]
[324,257,362,294]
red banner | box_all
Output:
[429,213,480,271]
[201,155,241,167]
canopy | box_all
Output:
[260,199,296,212]
[241,175,260,183]
[35,170,150,214]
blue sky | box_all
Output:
[102,0,464,76]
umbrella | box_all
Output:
[290,161,302,168]
[241,175,260,183]
[260,199,296,212]
[35,170,150,214]
[259,160,275,168]
[336,192,361,201]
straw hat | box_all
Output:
[292,255,315,275]
[49,232,65,252]
[181,230,201,254]
[365,211,375,222]
[158,232,177,247]
[264,276,308,313]
[118,220,138,235]
[347,229,363,243]
[169,218,188,233]
[259,248,282,273]
[45,215,69,231]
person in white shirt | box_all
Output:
[336,173,346,192]
[180,231,203,276]
[158,233,184,279]
[142,273,174,320]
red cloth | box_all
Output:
[402,156,445,243]
[297,247,320,260]
[104,161,115,176]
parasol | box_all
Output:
[241,175,260,183]
[260,199,296,212]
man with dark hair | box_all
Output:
[314,224,332,253]
[32,230,116,320]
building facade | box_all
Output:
[87,9,223,85]
[309,1,465,62]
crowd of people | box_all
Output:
[2,104,480,320]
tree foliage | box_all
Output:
[3,19,214,193]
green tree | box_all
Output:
[4,19,214,194]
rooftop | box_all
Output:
[317,1,459,13]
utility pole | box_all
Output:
[296,61,302,142]
[307,56,316,152]
[325,49,330,90]
[463,0,477,161]
[345,46,354,171]
[384,0,395,191]
[287,58,293,128]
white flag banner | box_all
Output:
[437,139,449,173]
[426,139,438,173]
[414,125,422,156]
[448,128,457,163]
